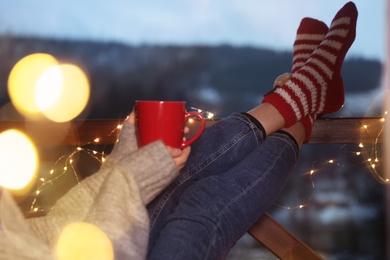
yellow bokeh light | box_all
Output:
[39,64,90,122]
[35,65,64,111]
[55,222,114,260]
[8,53,90,122]
[8,53,59,117]
[0,129,38,193]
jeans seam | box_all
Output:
[239,113,266,140]
[149,123,260,229]
[205,141,295,258]
[232,113,264,143]
[271,133,299,163]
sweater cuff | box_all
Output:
[119,141,179,204]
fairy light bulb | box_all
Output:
[207,113,214,119]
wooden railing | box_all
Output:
[0,117,386,259]
[0,117,384,147]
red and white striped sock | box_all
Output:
[299,113,316,142]
[263,2,358,128]
[292,17,328,73]
[293,17,328,141]
[273,17,328,142]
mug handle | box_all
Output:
[181,112,206,149]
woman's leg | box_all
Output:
[146,102,300,241]
[147,3,357,258]
[147,112,266,246]
[147,129,300,260]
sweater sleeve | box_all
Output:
[107,120,139,160]
[0,120,180,259]
[99,120,179,204]
[115,140,179,204]
[99,120,179,203]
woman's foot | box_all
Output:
[262,2,358,127]
[291,17,328,73]
[287,17,328,142]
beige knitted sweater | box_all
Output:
[0,122,179,259]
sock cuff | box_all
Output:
[299,114,316,142]
[262,92,299,128]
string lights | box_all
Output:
[26,109,387,215]
[27,107,214,215]
[359,112,387,183]
[27,123,123,216]
[275,157,344,210]
[190,107,215,120]
[275,111,388,210]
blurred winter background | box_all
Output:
[0,0,387,259]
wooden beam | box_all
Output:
[308,117,384,144]
[0,117,384,146]
[248,214,322,260]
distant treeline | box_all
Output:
[0,35,382,118]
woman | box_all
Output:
[0,2,357,259]
[146,2,357,259]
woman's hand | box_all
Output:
[166,146,191,170]
[126,110,192,169]
[126,111,136,125]
[167,127,192,170]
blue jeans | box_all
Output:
[147,112,299,260]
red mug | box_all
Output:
[135,100,205,149]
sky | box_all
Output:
[0,0,386,61]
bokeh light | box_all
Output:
[35,65,63,111]
[8,53,59,118]
[0,129,38,194]
[38,64,90,122]
[55,222,114,260]
[8,53,90,122]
